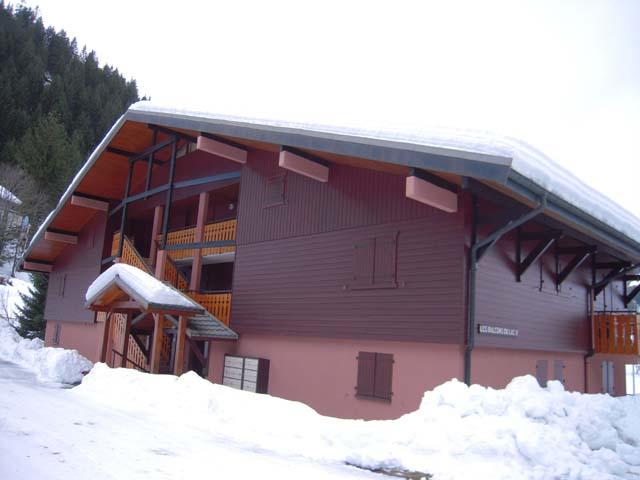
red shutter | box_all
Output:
[373,233,398,287]
[373,353,394,400]
[356,351,376,397]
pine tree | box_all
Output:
[15,272,48,339]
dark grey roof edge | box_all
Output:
[127,109,513,183]
[507,171,640,260]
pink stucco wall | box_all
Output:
[44,320,104,363]
[207,333,464,420]
[472,346,585,392]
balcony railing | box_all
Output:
[593,312,639,355]
[188,291,232,325]
[111,232,153,274]
[158,218,237,260]
[109,229,233,326]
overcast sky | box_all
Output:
[20,0,640,217]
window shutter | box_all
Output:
[373,233,398,287]
[373,353,394,400]
[264,174,286,207]
[536,359,548,387]
[553,360,565,384]
[356,351,376,397]
[352,238,375,288]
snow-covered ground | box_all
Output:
[1,275,639,479]
[1,359,639,480]
[0,361,379,480]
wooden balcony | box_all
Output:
[188,291,232,325]
[159,218,237,260]
[109,231,233,326]
[593,312,639,355]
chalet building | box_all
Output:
[20,103,640,419]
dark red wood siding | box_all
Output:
[474,228,625,353]
[44,212,106,323]
[231,150,466,342]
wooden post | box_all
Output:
[189,192,210,292]
[174,315,188,376]
[120,312,131,368]
[149,205,164,267]
[99,311,113,363]
[155,249,167,281]
[150,314,165,374]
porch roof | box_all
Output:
[85,264,204,315]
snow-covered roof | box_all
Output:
[130,101,640,247]
[21,101,640,265]
[85,263,204,314]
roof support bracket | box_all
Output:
[406,168,458,213]
[516,228,562,282]
[592,260,632,297]
[196,133,248,164]
[554,245,596,289]
[623,275,640,308]
[278,146,329,182]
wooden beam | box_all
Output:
[197,135,247,164]
[517,234,558,281]
[44,230,78,245]
[120,313,131,368]
[405,175,457,213]
[173,316,187,376]
[149,205,164,267]
[22,261,53,273]
[189,192,209,291]
[70,194,109,212]
[155,249,167,281]
[187,336,206,365]
[150,314,165,374]
[99,311,113,363]
[624,284,640,308]
[278,148,328,182]
[110,300,142,311]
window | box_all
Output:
[625,364,640,395]
[264,174,286,207]
[356,351,394,401]
[351,232,398,290]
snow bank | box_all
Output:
[0,278,92,384]
[75,365,640,480]
[0,319,92,384]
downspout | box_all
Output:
[464,196,547,385]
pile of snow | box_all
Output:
[85,263,201,311]
[0,320,92,384]
[75,365,640,480]
[0,277,92,385]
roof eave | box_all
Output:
[127,109,513,183]
[21,113,129,266]
[505,171,640,261]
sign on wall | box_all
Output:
[477,324,519,337]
